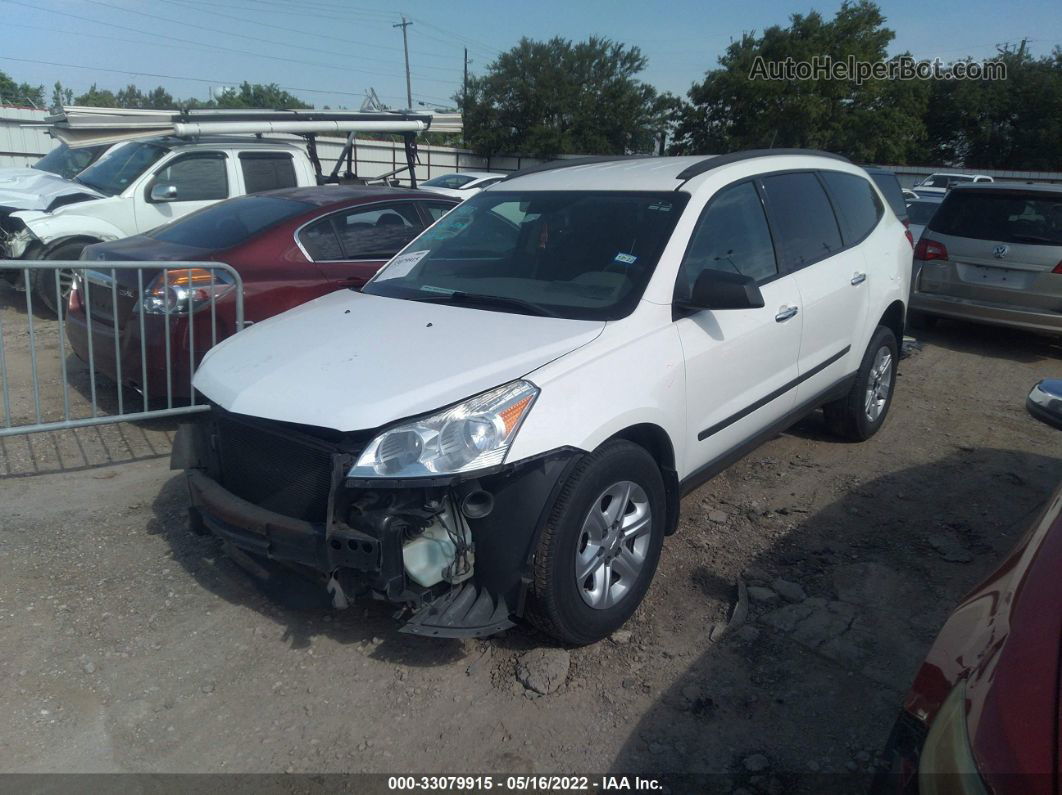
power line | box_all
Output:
[0,54,372,99]
[153,0,461,75]
[0,0,461,87]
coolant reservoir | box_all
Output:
[402,523,457,588]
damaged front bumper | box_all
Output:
[172,409,581,638]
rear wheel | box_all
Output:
[526,440,665,645]
[33,241,88,316]
[823,325,898,441]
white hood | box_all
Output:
[194,290,604,431]
[0,168,103,211]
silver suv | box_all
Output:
[910,183,1062,334]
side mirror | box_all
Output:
[677,269,765,312]
[150,183,178,202]
[1027,379,1062,430]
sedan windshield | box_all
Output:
[362,190,689,320]
[76,141,168,196]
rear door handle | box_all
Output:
[775,305,799,322]
[850,272,867,285]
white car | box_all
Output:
[913,172,994,197]
[418,170,506,199]
[178,150,911,644]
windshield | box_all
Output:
[928,191,1062,245]
[148,195,312,249]
[906,200,940,226]
[32,143,102,180]
[362,190,689,321]
[76,141,168,196]
[421,174,477,189]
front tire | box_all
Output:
[823,325,898,441]
[526,440,666,645]
[34,241,88,316]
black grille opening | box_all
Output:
[213,411,364,523]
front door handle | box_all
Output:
[775,305,799,322]
[850,272,867,286]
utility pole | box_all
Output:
[463,47,469,110]
[394,15,413,109]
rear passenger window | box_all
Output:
[677,181,777,296]
[761,172,843,270]
[820,171,883,244]
[240,153,297,193]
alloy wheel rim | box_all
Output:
[864,345,893,423]
[575,480,651,610]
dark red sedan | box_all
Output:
[66,186,457,402]
[877,383,1062,794]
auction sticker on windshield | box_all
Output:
[377,249,430,280]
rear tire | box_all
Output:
[823,325,898,442]
[34,241,88,316]
[526,440,666,645]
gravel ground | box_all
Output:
[1,281,1060,791]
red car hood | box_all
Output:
[907,482,1062,790]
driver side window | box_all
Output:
[152,153,229,202]
[676,181,778,300]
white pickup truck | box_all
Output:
[0,135,319,312]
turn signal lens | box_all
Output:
[141,268,234,315]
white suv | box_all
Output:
[176,150,912,645]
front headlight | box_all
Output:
[348,380,538,479]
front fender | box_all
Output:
[11,210,124,250]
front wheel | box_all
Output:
[823,325,898,441]
[34,241,88,316]
[526,440,666,645]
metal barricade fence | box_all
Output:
[0,260,243,437]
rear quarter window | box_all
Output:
[928,191,1062,246]
[820,171,884,245]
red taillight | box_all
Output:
[905,228,914,248]
[914,238,948,261]
[1052,260,1062,274]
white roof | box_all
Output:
[501,152,859,192]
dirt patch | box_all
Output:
[1,302,1060,788]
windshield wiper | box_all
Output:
[415,291,556,317]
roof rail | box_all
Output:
[675,148,851,181]
[503,155,655,181]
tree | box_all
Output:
[670,1,929,163]
[923,45,1062,170]
[462,36,665,157]
[74,83,118,107]
[213,82,311,109]
[50,81,74,112]
[0,69,45,108]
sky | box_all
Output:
[0,0,1059,110]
